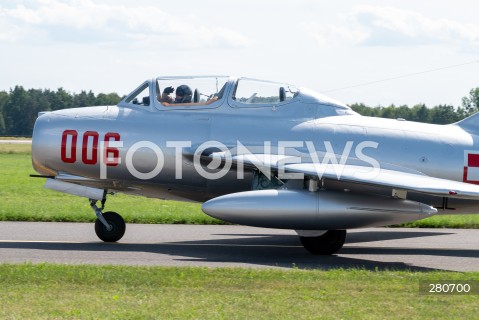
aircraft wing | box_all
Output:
[210,153,479,200]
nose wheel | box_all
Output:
[94,211,126,242]
[90,197,126,242]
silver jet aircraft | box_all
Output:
[31,76,479,254]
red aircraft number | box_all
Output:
[61,130,120,166]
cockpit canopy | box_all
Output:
[118,75,352,113]
[120,76,228,108]
[155,76,230,105]
[118,76,301,109]
[233,78,299,104]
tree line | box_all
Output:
[0,86,121,136]
[349,87,479,124]
[0,86,478,136]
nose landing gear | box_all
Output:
[90,197,125,242]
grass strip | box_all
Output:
[0,264,478,319]
[0,144,31,154]
[0,137,31,140]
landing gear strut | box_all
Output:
[90,196,125,242]
[298,230,347,255]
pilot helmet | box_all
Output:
[175,85,192,103]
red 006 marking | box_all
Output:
[61,130,78,163]
[82,131,99,165]
[104,132,121,166]
[61,130,120,166]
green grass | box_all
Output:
[0,143,31,154]
[399,215,479,228]
[0,264,477,319]
[1,146,479,227]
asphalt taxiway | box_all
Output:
[0,222,477,271]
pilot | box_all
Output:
[159,85,193,104]
[173,85,193,103]
[161,84,218,106]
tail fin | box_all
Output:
[456,112,479,133]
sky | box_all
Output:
[1,0,479,107]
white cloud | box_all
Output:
[301,21,367,46]
[0,0,251,48]
[303,5,479,52]
[354,5,479,48]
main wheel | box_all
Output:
[95,211,126,242]
[299,230,346,255]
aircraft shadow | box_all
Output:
[0,230,475,271]
[213,230,453,244]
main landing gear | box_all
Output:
[90,196,125,242]
[297,230,347,255]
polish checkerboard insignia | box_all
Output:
[463,150,479,184]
